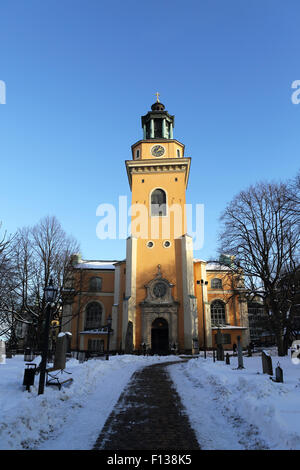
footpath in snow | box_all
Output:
[0,354,180,450]
[168,350,300,450]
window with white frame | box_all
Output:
[210,300,226,326]
[85,302,102,330]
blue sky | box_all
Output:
[0,0,299,262]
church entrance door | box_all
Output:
[151,318,169,355]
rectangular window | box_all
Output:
[88,339,104,352]
[214,333,231,345]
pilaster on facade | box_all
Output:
[122,236,137,348]
[181,234,198,351]
[110,264,121,350]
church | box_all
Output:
[62,98,250,354]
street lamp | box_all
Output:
[105,314,112,360]
[201,280,208,358]
[38,278,58,395]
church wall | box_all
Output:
[69,268,115,352]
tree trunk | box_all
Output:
[276,331,286,356]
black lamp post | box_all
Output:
[105,314,112,360]
[201,280,208,358]
[38,278,58,395]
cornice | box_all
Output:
[125,157,191,190]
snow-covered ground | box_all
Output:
[0,354,180,450]
[168,349,300,450]
[2,350,300,450]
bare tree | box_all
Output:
[219,180,300,356]
[1,216,81,349]
[0,222,15,340]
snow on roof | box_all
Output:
[206,262,232,271]
[75,260,118,270]
[211,326,248,330]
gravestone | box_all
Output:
[53,335,68,370]
[192,338,199,355]
[0,340,6,364]
[237,336,244,369]
[216,329,224,361]
[247,345,252,357]
[226,353,230,365]
[78,352,85,363]
[275,364,283,383]
[262,350,273,375]
[213,349,216,362]
[124,321,133,354]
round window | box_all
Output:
[147,241,154,248]
[163,240,171,248]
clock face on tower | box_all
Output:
[153,282,167,298]
[151,145,165,157]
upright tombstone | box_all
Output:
[125,321,133,354]
[275,363,283,383]
[53,334,68,370]
[78,352,85,363]
[226,353,230,365]
[216,329,224,361]
[0,340,6,364]
[237,335,244,369]
[262,350,273,376]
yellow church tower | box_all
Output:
[123,95,198,353]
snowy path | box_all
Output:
[94,360,200,450]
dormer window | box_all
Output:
[135,149,140,159]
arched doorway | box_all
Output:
[151,318,169,354]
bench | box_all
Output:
[46,367,73,390]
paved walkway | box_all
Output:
[93,360,200,450]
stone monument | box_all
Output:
[216,329,224,361]
[237,335,244,369]
[53,334,68,370]
[262,350,273,375]
[125,321,133,354]
[0,340,6,364]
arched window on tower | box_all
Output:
[85,302,102,330]
[151,188,167,216]
[210,300,226,327]
[89,277,102,292]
